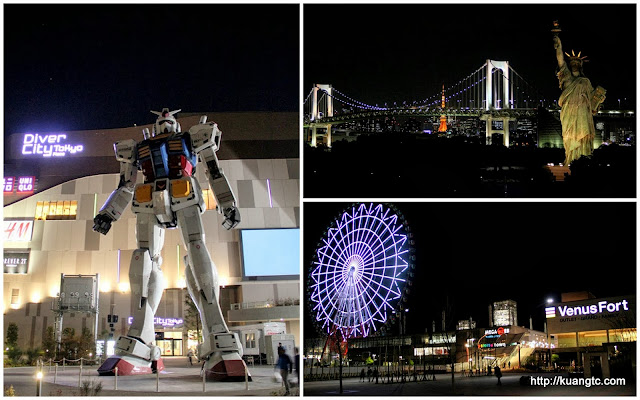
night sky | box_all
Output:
[304,3,636,111]
[4,4,299,139]
[303,202,636,339]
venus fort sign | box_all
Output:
[547,299,630,319]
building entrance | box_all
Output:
[155,331,184,356]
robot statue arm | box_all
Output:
[93,139,138,235]
[189,118,241,230]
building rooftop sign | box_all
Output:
[546,299,630,319]
[22,133,84,157]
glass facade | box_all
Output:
[157,331,184,356]
[578,330,608,347]
[557,333,577,348]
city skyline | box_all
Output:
[304,4,636,113]
[303,202,636,339]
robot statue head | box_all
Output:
[150,108,182,136]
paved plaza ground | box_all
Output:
[303,372,636,396]
[3,357,299,396]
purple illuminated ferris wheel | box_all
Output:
[309,203,414,340]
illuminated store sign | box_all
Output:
[546,300,630,318]
[4,177,37,194]
[3,220,34,242]
[3,251,30,274]
[16,176,35,193]
[22,133,84,157]
[127,316,184,327]
[484,327,509,335]
[4,177,15,192]
[479,342,507,348]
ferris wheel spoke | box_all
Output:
[319,241,351,267]
[354,279,376,323]
[363,233,407,267]
[354,215,380,258]
[353,215,367,259]
[356,216,385,258]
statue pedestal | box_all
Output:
[546,165,571,182]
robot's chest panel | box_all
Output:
[138,135,197,182]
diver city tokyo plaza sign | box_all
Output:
[22,133,84,157]
[546,299,630,320]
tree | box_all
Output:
[5,323,22,363]
[184,289,202,349]
[78,327,95,359]
[60,327,76,359]
[5,323,18,349]
[42,326,56,358]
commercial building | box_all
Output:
[3,111,300,361]
[492,299,518,327]
[546,292,636,379]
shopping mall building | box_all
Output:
[3,111,300,361]
[546,292,636,379]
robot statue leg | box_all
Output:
[177,204,249,382]
[98,213,166,376]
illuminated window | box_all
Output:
[164,331,183,339]
[245,333,256,348]
[608,328,637,343]
[202,189,217,211]
[556,333,577,348]
[10,289,19,305]
[578,330,608,347]
[35,200,78,220]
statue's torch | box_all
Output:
[551,20,561,37]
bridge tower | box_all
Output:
[484,60,514,147]
[485,60,512,111]
[309,84,334,147]
[438,84,447,132]
[311,84,334,121]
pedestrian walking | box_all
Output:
[276,347,293,395]
[187,348,194,366]
[367,367,372,382]
[293,347,300,385]
[495,365,502,386]
[359,368,366,382]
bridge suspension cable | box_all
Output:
[306,61,551,120]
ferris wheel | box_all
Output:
[309,203,414,340]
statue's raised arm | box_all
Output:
[554,35,565,69]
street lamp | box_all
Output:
[545,298,555,371]
[35,371,43,396]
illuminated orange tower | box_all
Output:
[438,84,447,132]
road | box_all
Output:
[303,372,635,396]
[3,357,299,397]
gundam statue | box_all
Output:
[94,109,246,381]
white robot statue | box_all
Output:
[94,109,247,381]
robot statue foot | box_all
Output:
[203,352,251,382]
[97,354,165,376]
[97,337,164,376]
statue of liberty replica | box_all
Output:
[552,21,606,165]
